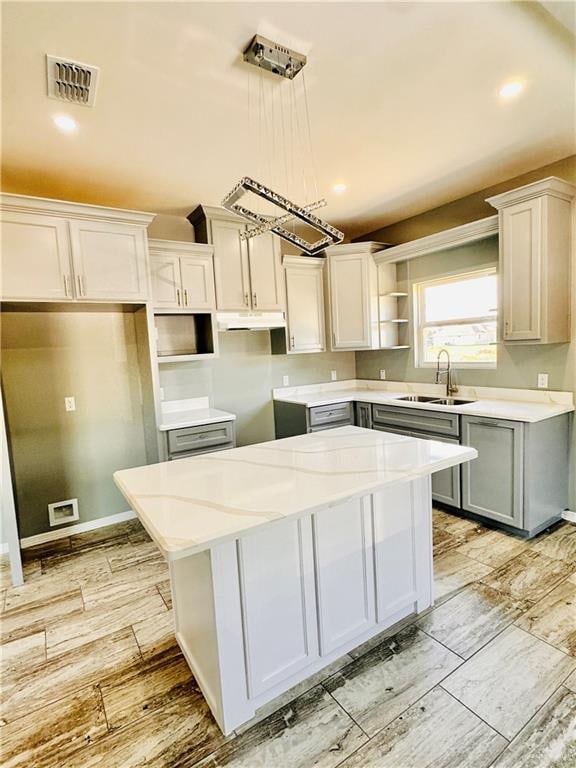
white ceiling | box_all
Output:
[1,1,574,238]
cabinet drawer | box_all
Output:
[372,404,459,437]
[308,402,353,428]
[168,421,235,455]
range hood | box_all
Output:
[216,312,286,331]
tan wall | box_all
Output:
[356,155,576,508]
[1,311,148,538]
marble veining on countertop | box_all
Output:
[272,380,574,423]
[158,397,236,431]
[114,426,476,560]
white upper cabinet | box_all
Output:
[188,206,284,312]
[1,211,72,300]
[69,220,148,301]
[149,240,215,311]
[487,177,576,344]
[284,255,325,353]
[326,242,386,351]
[0,194,154,303]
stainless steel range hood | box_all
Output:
[216,312,286,331]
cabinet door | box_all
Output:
[313,497,375,656]
[285,264,325,352]
[237,516,318,698]
[329,253,371,349]
[180,254,215,310]
[501,199,541,341]
[248,232,283,310]
[373,482,428,622]
[150,254,182,309]
[1,212,72,300]
[69,220,148,301]
[355,402,373,429]
[210,219,250,311]
[461,416,524,528]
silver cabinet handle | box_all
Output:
[176,288,181,306]
[253,292,257,308]
[244,292,250,306]
[290,335,295,349]
[63,274,70,296]
[184,289,188,306]
[76,275,83,297]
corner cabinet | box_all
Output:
[0,194,154,303]
[149,239,215,311]
[487,176,576,344]
[271,256,325,354]
[188,206,284,312]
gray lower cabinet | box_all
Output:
[461,416,523,528]
[167,420,236,460]
[273,400,354,437]
[355,402,373,429]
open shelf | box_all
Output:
[154,312,216,362]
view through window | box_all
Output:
[415,269,497,366]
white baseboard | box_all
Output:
[20,510,137,549]
[561,509,576,524]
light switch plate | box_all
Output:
[537,373,549,389]
[282,375,290,386]
[331,370,337,381]
[380,369,386,380]
[65,396,76,412]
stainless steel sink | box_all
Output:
[430,398,476,406]
[396,395,440,403]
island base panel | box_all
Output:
[169,476,433,734]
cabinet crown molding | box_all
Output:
[187,204,245,225]
[325,241,389,256]
[0,193,156,226]
[373,216,498,264]
[282,255,325,268]
[486,176,576,209]
[148,238,214,255]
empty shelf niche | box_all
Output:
[155,313,215,361]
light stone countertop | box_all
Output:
[272,380,574,424]
[158,397,236,432]
[114,426,477,560]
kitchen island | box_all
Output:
[114,426,476,734]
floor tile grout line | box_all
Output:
[413,623,467,662]
[439,685,511,743]
[511,623,576,662]
[323,685,371,740]
[130,624,145,662]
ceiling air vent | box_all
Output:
[46,54,99,107]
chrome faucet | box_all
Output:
[435,349,458,398]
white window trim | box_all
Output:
[413,266,498,369]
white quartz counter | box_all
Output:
[273,380,574,423]
[158,397,236,431]
[114,426,476,560]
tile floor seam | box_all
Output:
[478,561,573,616]
[511,623,576,663]
[130,623,145,662]
[415,623,467,662]
[323,684,371,740]
[438,684,511,743]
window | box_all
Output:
[414,268,497,367]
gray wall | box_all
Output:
[159,333,356,446]
[1,310,148,538]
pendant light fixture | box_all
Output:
[222,35,344,255]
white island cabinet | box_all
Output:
[114,426,476,735]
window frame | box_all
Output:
[413,266,498,370]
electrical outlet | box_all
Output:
[64,396,76,412]
[282,375,290,386]
[380,369,386,380]
[331,370,337,381]
[537,373,549,389]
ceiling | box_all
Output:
[1,1,575,238]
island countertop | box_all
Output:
[114,426,476,560]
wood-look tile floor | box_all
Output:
[1,509,575,768]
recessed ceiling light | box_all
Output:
[499,81,524,99]
[53,114,78,133]
[333,183,347,194]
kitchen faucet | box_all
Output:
[435,349,458,397]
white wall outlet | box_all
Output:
[537,373,549,389]
[48,498,79,527]
[282,375,290,386]
[331,370,337,381]
[380,369,386,380]
[64,396,76,412]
